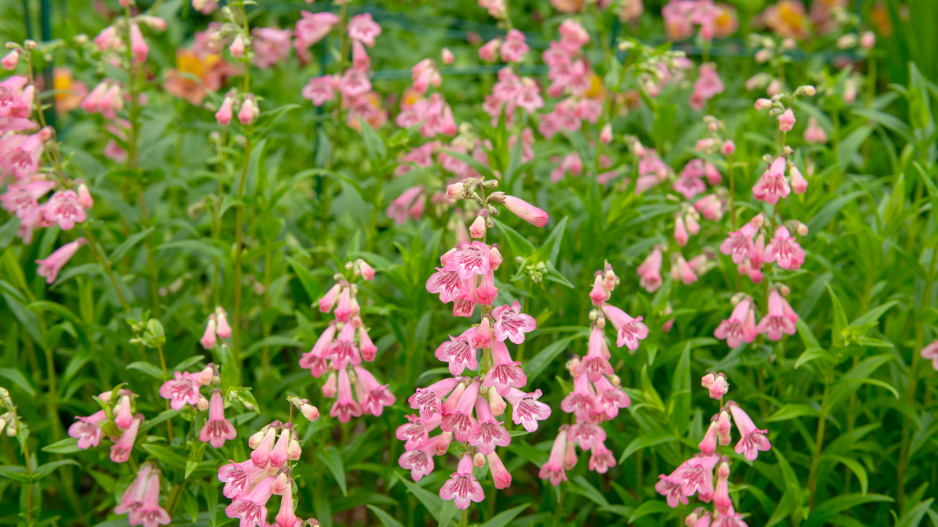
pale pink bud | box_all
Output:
[708,374,729,399]
[359,260,375,280]
[215,96,234,126]
[129,23,149,63]
[300,403,320,422]
[500,195,548,227]
[442,48,454,65]
[777,109,796,132]
[473,452,486,467]
[790,164,807,194]
[479,39,501,62]
[599,124,612,144]
[322,371,337,398]
[701,372,716,388]
[229,35,246,58]
[197,395,209,411]
[859,31,875,49]
[237,96,259,125]
[77,183,94,210]
[754,98,772,110]
[469,215,486,239]
[674,217,689,247]
[215,310,232,339]
[1,50,19,70]
[200,317,217,349]
[446,182,464,199]
[721,140,735,155]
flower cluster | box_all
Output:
[219,416,318,527]
[68,388,144,463]
[158,363,238,448]
[398,177,551,509]
[656,373,769,526]
[300,259,395,422]
[662,0,738,42]
[201,307,234,349]
[301,13,388,129]
[114,463,171,527]
[541,263,647,484]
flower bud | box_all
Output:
[1,50,19,70]
[754,98,772,110]
[473,452,486,467]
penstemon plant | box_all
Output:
[3,0,938,526]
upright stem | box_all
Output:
[83,226,131,310]
[807,371,831,510]
[897,247,937,509]
[231,136,253,360]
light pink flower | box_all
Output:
[499,195,549,227]
[719,215,762,263]
[218,459,266,500]
[326,322,360,369]
[129,23,149,63]
[441,48,455,64]
[491,301,536,344]
[387,185,424,225]
[354,365,396,416]
[252,28,293,69]
[752,157,790,204]
[294,11,340,53]
[159,371,203,410]
[804,117,827,144]
[469,396,510,454]
[215,309,232,338]
[200,391,237,448]
[504,388,551,432]
[729,403,771,461]
[0,133,43,179]
[442,380,480,441]
[714,298,758,348]
[764,226,805,270]
[637,247,663,292]
[602,304,649,350]
[757,288,798,340]
[42,190,86,230]
[110,415,142,463]
[301,75,336,107]
[225,474,276,527]
[500,30,529,62]
[487,451,512,488]
[114,463,153,516]
[129,472,171,527]
[348,13,382,47]
[777,108,796,131]
[35,238,86,284]
[578,325,614,381]
[443,241,492,279]
[478,39,501,62]
[399,444,436,481]
[484,340,526,396]
[330,369,362,423]
[435,328,478,375]
[671,254,698,285]
[68,410,106,449]
[1,50,19,71]
[440,454,484,510]
[539,426,569,485]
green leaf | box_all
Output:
[316,446,348,497]
[42,438,82,454]
[367,505,404,527]
[0,465,29,482]
[394,473,442,522]
[493,219,536,258]
[32,459,80,480]
[898,498,935,527]
[765,403,821,422]
[359,118,387,161]
[803,494,892,527]
[478,504,529,527]
[628,500,673,523]
[617,431,675,464]
[141,444,188,469]
[0,367,37,396]
[109,226,155,261]
[127,361,165,379]
[287,256,321,301]
[826,284,848,348]
[221,345,240,390]
[794,347,830,370]
[821,455,868,495]
[185,440,207,479]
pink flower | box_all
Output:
[225,474,276,527]
[764,226,805,270]
[689,64,724,110]
[562,373,598,419]
[0,133,43,179]
[348,13,382,47]
[922,341,938,370]
[326,322,361,369]
[491,301,536,344]
[354,365,396,416]
[159,371,203,410]
[129,23,149,63]
[114,463,153,517]
[637,247,663,292]
[539,426,569,485]
[399,444,436,481]
[478,39,501,62]
[68,410,106,449]
[301,76,336,107]
[237,95,259,125]
[252,28,293,69]
[200,315,218,349]
[129,472,171,527]
[671,254,698,285]
[719,215,762,263]
[504,388,551,432]
[274,487,297,527]
[387,185,424,225]
[294,11,340,52]
[592,375,630,418]
[777,108,796,131]
[804,117,827,144]
[218,459,266,500]
[469,396,511,454]
[215,309,232,338]
[114,393,135,430]
[408,377,460,417]
[714,298,758,348]
[1,179,54,218]
[498,194,549,227]
[757,288,798,340]
[487,452,512,489]
[435,329,478,375]
[752,157,790,204]
[699,419,719,455]
[500,30,529,62]
[396,413,442,451]
[330,369,362,423]
[441,380,480,441]
[704,372,729,399]
[35,238,86,284]
[443,241,492,279]
[440,454,484,510]
[578,325,613,382]
[728,403,771,461]
[790,164,807,194]
[200,391,237,448]
[483,340,526,396]
[110,415,142,463]
[41,190,86,230]
[589,439,616,473]
[602,304,649,351]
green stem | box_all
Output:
[83,226,131,310]
[807,370,831,511]
[897,247,937,509]
[231,137,252,361]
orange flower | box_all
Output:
[164,49,238,105]
[53,67,89,114]
[760,0,809,40]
